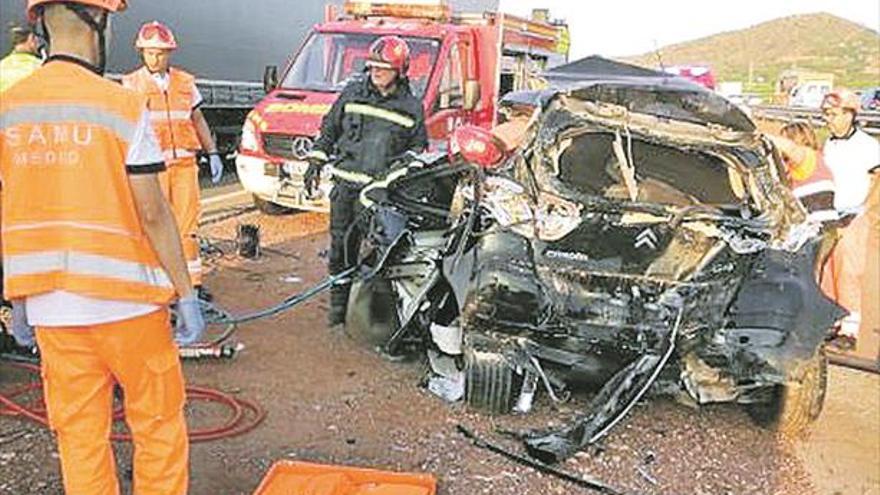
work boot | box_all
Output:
[328,283,350,329]
[328,305,346,328]
[195,285,214,303]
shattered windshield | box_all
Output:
[281,32,440,97]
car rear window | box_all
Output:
[557,132,742,206]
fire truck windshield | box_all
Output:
[282,32,440,96]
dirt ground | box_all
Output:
[1,211,878,495]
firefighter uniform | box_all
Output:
[1,54,188,494]
[309,74,427,324]
[123,66,205,284]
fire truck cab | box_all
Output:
[236,0,569,212]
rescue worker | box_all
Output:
[0,23,42,93]
[765,122,838,225]
[122,21,223,297]
[1,0,204,492]
[819,89,880,347]
[304,35,427,327]
[856,167,880,360]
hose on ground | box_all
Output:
[0,360,266,443]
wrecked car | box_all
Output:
[344,79,843,463]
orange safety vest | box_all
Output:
[789,148,838,224]
[122,66,201,161]
[0,60,175,305]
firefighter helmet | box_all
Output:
[366,35,410,73]
[28,0,126,20]
[135,21,177,50]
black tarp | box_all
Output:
[547,55,666,79]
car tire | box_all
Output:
[746,346,828,438]
[344,277,399,347]
[464,348,517,414]
[253,195,291,215]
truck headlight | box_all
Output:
[240,119,259,153]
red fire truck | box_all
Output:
[236,0,569,213]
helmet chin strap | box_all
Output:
[65,3,109,74]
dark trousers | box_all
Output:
[328,183,364,322]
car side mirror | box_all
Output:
[453,125,505,168]
[463,80,480,111]
[263,65,279,93]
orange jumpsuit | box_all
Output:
[123,66,204,285]
[1,58,188,494]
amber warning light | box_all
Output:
[343,0,451,20]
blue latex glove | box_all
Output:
[11,301,35,348]
[174,294,206,346]
[209,153,224,184]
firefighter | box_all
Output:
[122,21,223,297]
[304,35,427,327]
[1,0,204,492]
[0,23,43,93]
[819,89,880,347]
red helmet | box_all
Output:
[27,0,126,21]
[366,36,410,73]
[821,89,860,113]
[136,21,177,50]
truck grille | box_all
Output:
[262,134,313,160]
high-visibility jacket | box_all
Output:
[788,148,838,224]
[122,67,201,161]
[0,59,175,305]
[0,52,42,93]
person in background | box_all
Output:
[1,0,204,492]
[818,89,880,349]
[123,21,224,300]
[0,23,43,92]
[855,167,880,360]
[765,122,838,225]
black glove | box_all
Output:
[303,157,325,196]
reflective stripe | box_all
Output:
[344,103,415,128]
[187,259,202,274]
[4,251,172,288]
[0,104,136,143]
[307,149,329,162]
[326,164,374,185]
[149,110,191,121]
[806,209,840,223]
[2,221,135,238]
[359,164,418,208]
[793,179,835,198]
[163,148,196,160]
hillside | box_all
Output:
[624,13,879,91]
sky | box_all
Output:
[499,0,880,59]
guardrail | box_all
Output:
[196,79,264,109]
[751,105,880,136]
[106,73,264,109]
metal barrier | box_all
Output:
[106,73,264,109]
[751,105,880,136]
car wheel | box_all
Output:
[253,195,291,215]
[746,346,828,438]
[464,348,518,414]
[344,277,399,347]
